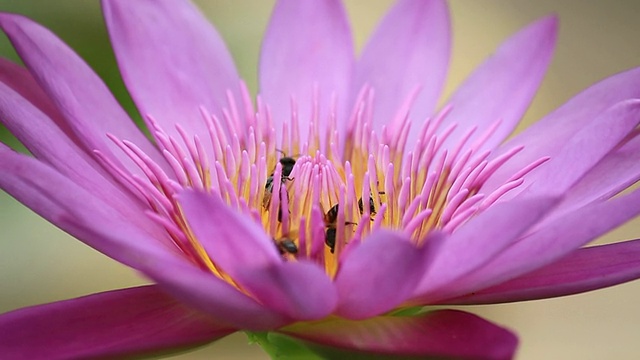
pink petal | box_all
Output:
[0,151,288,332]
[0,148,171,267]
[440,16,557,154]
[486,67,640,191]
[449,239,640,304]
[259,0,353,143]
[54,190,290,331]
[102,0,240,143]
[0,13,166,176]
[282,310,517,360]
[354,0,450,144]
[0,81,145,217]
[412,196,558,302]
[178,190,281,270]
[436,187,640,304]
[140,254,291,330]
[334,230,431,319]
[237,260,337,321]
[44,185,289,329]
[515,100,640,198]
[0,58,71,135]
[554,134,640,215]
[178,190,336,321]
[0,285,233,360]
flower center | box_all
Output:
[98,82,548,279]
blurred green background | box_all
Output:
[1,1,640,359]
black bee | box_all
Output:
[263,156,297,220]
[323,204,356,253]
[323,204,339,253]
[358,196,376,215]
[278,156,296,178]
[274,237,298,255]
[264,156,296,193]
[325,227,337,253]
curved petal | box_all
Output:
[178,190,281,270]
[412,196,558,302]
[259,0,353,143]
[513,100,640,199]
[486,66,640,191]
[141,254,291,331]
[554,133,640,215]
[178,190,336,321]
[0,285,233,360]
[436,187,640,304]
[0,58,73,136]
[448,239,640,304]
[334,230,430,319]
[102,0,240,144]
[0,148,172,267]
[355,0,450,144]
[282,310,517,360]
[439,15,557,154]
[0,13,166,177]
[0,169,290,331]
[237,260,337,321]
[5,177,290,330]
[0,81,147,218]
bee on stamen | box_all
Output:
[358,196,377,216]
[323,203,356,253]
[262,152,297,220]
[277,155,296,179]
[358,190,385,220]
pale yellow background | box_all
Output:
[1,1,640,359]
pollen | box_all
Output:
[97,82,549,280]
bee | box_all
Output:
[325,227,337,253]
[278,156,296,178]
[263,155,297,220]
[323,204,356,253]
[264,156,296,193]
[358,190,385,219]
[323,204,339,253]
[358,196,377,216]
[273,237,298,256]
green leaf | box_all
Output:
[247,331,449,360]
[247,331,324,360]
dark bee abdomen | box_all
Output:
[325,228,336,253]
[325,204,339,223]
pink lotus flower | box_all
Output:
[2,0,640,359]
